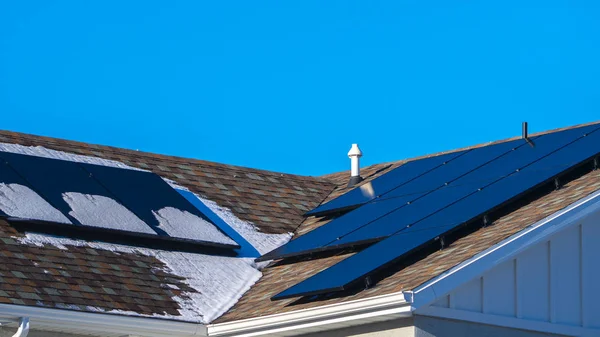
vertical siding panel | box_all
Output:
[516,243,550,322]
[582,220,600,328]
[482,259,516,317]
[432,295,450,308]
[549,226,581,325]
[450,277,483,312]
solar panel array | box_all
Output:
[0,151,239,249]
[267,124,600,300]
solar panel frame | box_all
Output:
[7,216,240,252]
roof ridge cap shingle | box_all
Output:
[0,129,331,183]
[320,120,600,181]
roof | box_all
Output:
[0,130,334,234]
[216,121,600,323]
[0,122,599,327]
[0,130,334,323]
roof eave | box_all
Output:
[0,303,207,337]
[207,292,412,337]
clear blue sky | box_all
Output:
[1,1,599,176]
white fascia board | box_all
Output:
[417,306,600,337]
[207,292,413,337]
[411,189,600,311]
[0,303,207,337]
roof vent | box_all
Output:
[347,144,363,188]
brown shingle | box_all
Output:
[0,122,599,322]
[0,130,335,234]
[216,121,600,322]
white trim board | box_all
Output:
[207,292,412,337]
[417,306,599,337]
[0,303,207,337]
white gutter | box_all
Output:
[0,304,206,337]
[12,317,29,337]
[208,292,413,337]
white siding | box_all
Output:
[482,259,515,317]
[432,221,600,329]
[549,225,581,325]
[582,219,600,328]
[516,242,550,321]
[450,277,482,312]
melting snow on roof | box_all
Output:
[4,143,294,323]
[0,142,142,171]
[19,233,262,323]
[63,192,155,234]
[153,207,236,245]
[197,196,291,255]
[0,183,71,224]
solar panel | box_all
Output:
[272,124,600,300]
[0,151,239,249]
[305,151,466,217]
[0,156,72,223]
[81,163,237,245]
[258,137,529,261]
[0,151,154,231]
[329,124,596,246]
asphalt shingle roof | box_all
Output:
[0,130,334,234]
[216,121,600,322]
[0,122,599,324]
[0,130,334,321]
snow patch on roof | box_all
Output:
[153,207,236,245]
[198,196,292,255]
[0,183,71,224]
[63,192,155,234]
[0,142,143,171]
[2,143,295,322]
[18,232,261,323]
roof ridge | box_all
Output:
[321,120,600,181]
[0,129,331,183]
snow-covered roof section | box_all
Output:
[0,142,143,170]
[17,190,292,323]
[198,196,291,255]
[20,232,261,323]
[1,142,293,323]
[0,142,239,245]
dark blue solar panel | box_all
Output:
[0,156,38,217]
[0,151,122,227]
[330,124,598,246]
[258,195,418,261]
[259,137,527,261]
[81,163,216,237]
[306,151,465,216]
[272,124,600,300]
[0,151,238,249]
[272,227,443,299]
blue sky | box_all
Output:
[1,1,599,175]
